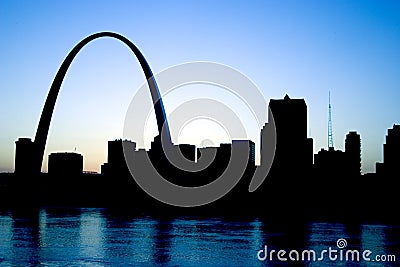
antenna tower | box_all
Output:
[328,91,334,149]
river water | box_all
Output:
[0,207,398,266]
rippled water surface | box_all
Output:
[0,208,398,266]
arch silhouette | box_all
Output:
[33,32,171,173]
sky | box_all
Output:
[0,0,399,174]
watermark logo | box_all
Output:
[257,238,397,263]
[336,238,347,249]
[122,62,276,207]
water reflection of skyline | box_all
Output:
[0,208,398,266]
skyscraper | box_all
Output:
[14,138,35,175]
[267,94,313,179]
[345,131,361,176]
[383,124,400,176]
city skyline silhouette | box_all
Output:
[1,1,399,175]
[5,32,398,178]
[1,30,398,211]
[1,32,398,217]
[1,3,399,266]
[2,92,399,221]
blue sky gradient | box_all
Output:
[1,0,399,173]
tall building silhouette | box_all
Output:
[268,94,313,180]
[14,138,35,175]
[384,124,400,174]
[259,122,271,165]
[345,131,361,176]
[377,124,400,177]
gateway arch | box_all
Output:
[32,32,171,173]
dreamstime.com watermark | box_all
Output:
[257,238,397,263]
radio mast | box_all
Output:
[328,91,334,149]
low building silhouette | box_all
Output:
[178,144,197,161]
[48,152,83,176]
[314,147,346,177]
[101,139,136,176]
[314,131,361,178]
